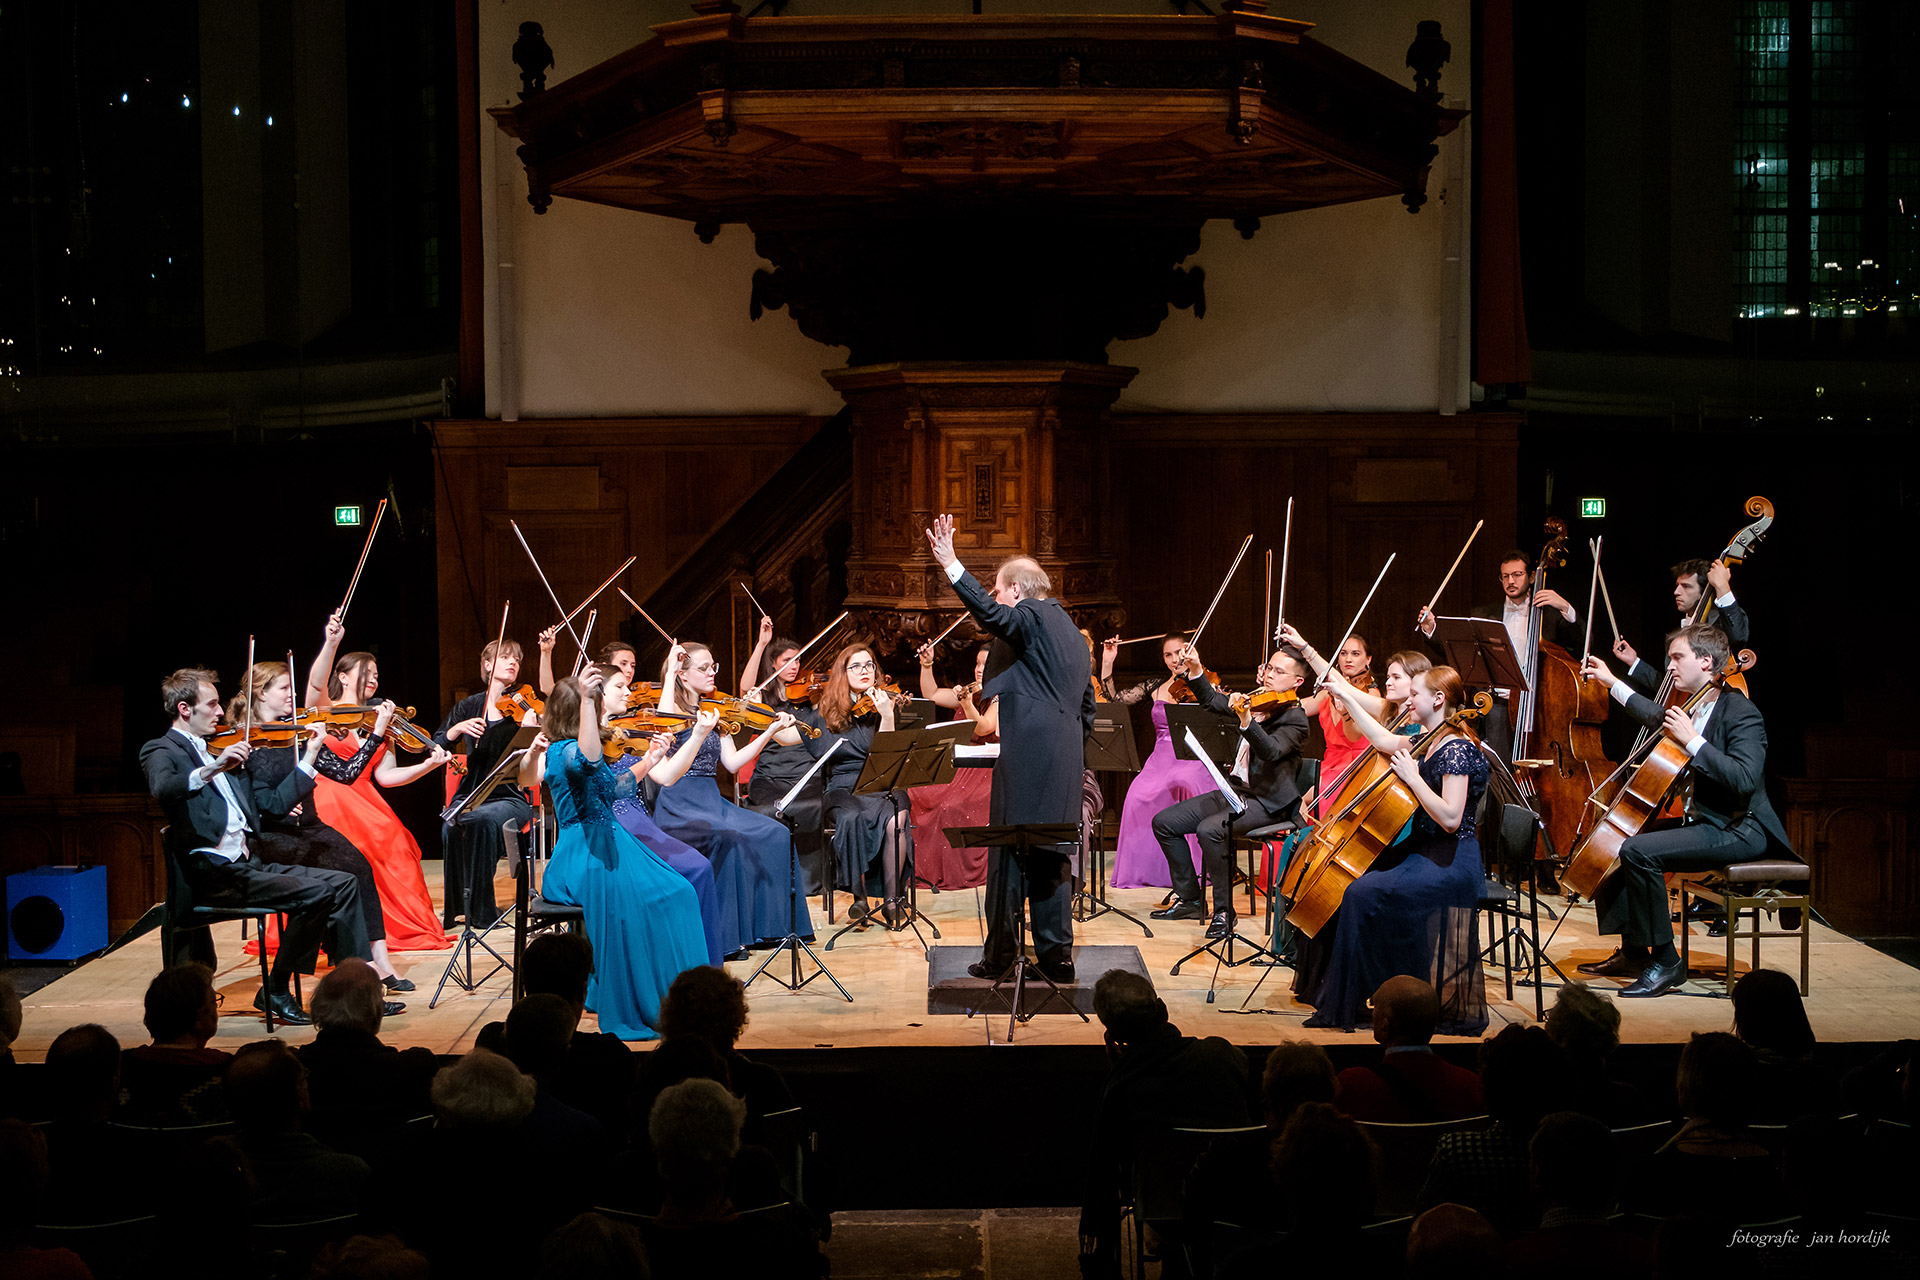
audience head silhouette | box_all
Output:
[45,1023,120,1122]
[309,958,387,1035]
[1092,971,1166,1046]
[224,1040,309,1137]
[432,1047,537,1131]
[1731,968,1816,1060]
[1260,1040,1336,1127]
[1369,975,1441,1047]
[142,963,220,1047]
[660,964,751,1050]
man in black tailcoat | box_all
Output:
[927,514,1094,984]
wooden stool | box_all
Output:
[1678,858,1812,996]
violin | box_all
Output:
[783,671,827,703]
[851,676,906,719]
[322,703,468,774]
[1245,687,1299,715]
[600,711,690,758]
[495,684,544,720]
[1168,670,1223,703]
[1561,649,1757,901]
[1279,692,1492,937]
[698,694,821,739]
[204,719,323,753]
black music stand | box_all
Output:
[824,720,975,955]
[1166,725,1284,1003]
[1427,616,1531,700]
[946,822,1089,1039]
[1077,701,1151,936]
[747,740,853,1001]
[431,730,539,1009]
[898,698,948,892]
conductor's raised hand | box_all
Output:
[925,514,958,570]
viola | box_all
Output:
[1560,650,1756,901]
[495,684,544,720]
[1279,692,1492,937]
[699,694,821,739]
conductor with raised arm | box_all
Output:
[926,514,1095,984]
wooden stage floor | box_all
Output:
[13,862,1920,1061]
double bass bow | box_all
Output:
[1511,518,1616,862]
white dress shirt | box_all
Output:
[175,728,317,862]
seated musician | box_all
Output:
[1148,646,1309,938]
[1579,624,1795,998]
[141,669,369,1026]
[434,640,534,929]
[1614,557,1750,694]
[1416,548,1577,763]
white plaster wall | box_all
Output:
[478,0,1472,417]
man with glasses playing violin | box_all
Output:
[1578,624,1795,998]
[1149,647,1311,939]
[142,669,370,1026]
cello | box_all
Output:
[1510,518,1616,862]
[1560,649,1757,900]
[1279,691,1492,937]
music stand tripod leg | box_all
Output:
[746,810,852,1001]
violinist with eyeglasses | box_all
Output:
[432,638,536,931]
[1148,644,1311,940]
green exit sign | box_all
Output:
[334,505,362,527]
[1579,498,1606,519]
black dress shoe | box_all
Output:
[1706,917,1729,938]
[967,960,1008,981]
[381,1000,407,1017]
[1150,899,1206,921]
[383,975,415,993]
[1038,959,1076,985]
[253,989,312,1026]
[1575,949,1646,978]
[1618,958,1686,998]
[1206,909,1236,939]
[723,948,753,962]
[846,898,872,921]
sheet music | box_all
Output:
[1183,727,1245,815]
[776,738,841,817]
[953,743,1000,760]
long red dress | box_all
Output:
[312,736,452,950]
[909,723,996,890]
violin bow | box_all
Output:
[336,498,388,628]
[571,609,598,679]
[510,520,587,655]
[745,609,851,699]
[1594,550,1623,645]
[557,556,637,633]
[490,601,510,694]
[1261,549,1273,663]
[1274,496,1294,642]
[616,587,676,649]
[1581,537,1603,665]
[1420,518,1484,629]
[1315,554,1397,692]
[244,634,256,740]
[739,582,773,624]
[1181,533,1254,662]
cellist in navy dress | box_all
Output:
[1293,664,1489,1036]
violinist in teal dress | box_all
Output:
[521,670,708,1041]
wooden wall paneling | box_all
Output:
[1783,778,1919,936]
[0,796,164,940]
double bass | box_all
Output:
[1511,518,1616,861]
[1279,692,1492,937]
